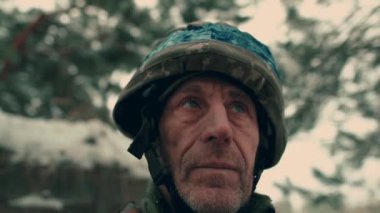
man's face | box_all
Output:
[159,76,260,213]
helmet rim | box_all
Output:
[113,39,286,169]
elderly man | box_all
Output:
[113,22,287,213]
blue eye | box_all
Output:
[182,99,200,109]
[230,103,246,113]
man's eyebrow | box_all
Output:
[177,84,204,95]
[177,83,251,101]
[227,89,251,101]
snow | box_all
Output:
[9,193,64,210]
[1,0,379,211]
[0,111,149,178]
[2,104,378,211]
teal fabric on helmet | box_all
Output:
[144,22,283,80]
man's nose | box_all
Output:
[200,103,233,144]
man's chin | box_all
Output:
[179,185,245,213]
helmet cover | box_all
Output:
[113,22,287,169]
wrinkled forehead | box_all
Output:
[174,76,251,99]
[160,73,256,105]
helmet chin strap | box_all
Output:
[125,84,195,212]
[129,99,196,212]
[253,144,265,192]
[128,98,170,186]
[131,111,264,212]
[128,84,265,212]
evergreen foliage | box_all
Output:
[0,0,379,212]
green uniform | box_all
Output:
[114,22,286,213]
[120,183,275,213]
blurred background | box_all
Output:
[0,0,379,212]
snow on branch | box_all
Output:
[0,111,149,178]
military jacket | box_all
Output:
[119,183,275,213]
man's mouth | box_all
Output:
[192,162,240,173]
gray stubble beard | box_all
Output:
[174,168,253,213]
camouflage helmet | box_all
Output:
[113,22,287,176]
